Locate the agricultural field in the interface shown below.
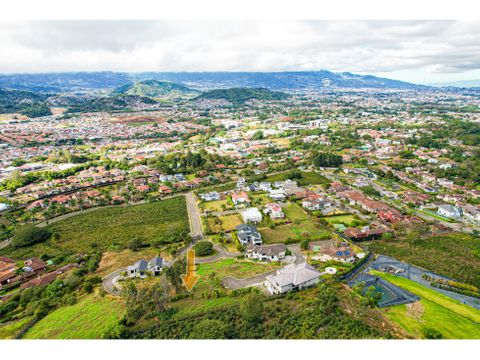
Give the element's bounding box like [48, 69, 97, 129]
[1, 197, 189, 259]
[259, 220, 331, 244]
[24, 293, 125, 339]
[368, 233, 480, 288]
[372, 271, 480, 339]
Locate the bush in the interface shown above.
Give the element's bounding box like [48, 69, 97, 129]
[422, 327, 443, 339]
[300, 239, 310, 251]
[11, 225, 52, 248]
[193, 241, 214, 257]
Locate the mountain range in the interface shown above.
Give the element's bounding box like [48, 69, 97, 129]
[112, 80, 200, 98]
[0, 70, 427, 92]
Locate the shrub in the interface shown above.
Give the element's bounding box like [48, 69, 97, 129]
[300, 239, 310, 251]
[11, 225, 52, 248]
[193, 241, 214, 257]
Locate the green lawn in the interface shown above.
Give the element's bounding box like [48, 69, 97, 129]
[372, 270, 480, 339]
[283, 202, 310, 222]
[259, 220, 331, 244]
[218, 214, 243, 232]
[24, 293, 125, 339]
[264, 171, 329, 186]
[2, 197, 189, 259]
[324, 214, 356, 226]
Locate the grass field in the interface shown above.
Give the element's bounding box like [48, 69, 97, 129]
[1, 197, 189, 259]
[202, 199, 229, 212]
[264, 171, 329, 186]
[324, 214, 356, 226]
[24, 293, 125, 339]
[282, 202, 310, 222]
[0, 317, 33, 339]
[218, 214, 243, 231]
[259, 220, 331, 244]
[372, 270, 480, 339]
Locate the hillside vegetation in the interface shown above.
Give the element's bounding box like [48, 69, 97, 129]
[113, 80, 199, 98]
[196, 87, 289, 104]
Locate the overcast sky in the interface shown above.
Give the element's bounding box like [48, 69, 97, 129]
[0, 20, 479, 84]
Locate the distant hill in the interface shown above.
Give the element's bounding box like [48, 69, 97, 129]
[431, 80, 480, 88]
[51, 94, 158, 113]
[113, 80, 199, 98]
[195, 87, 289, 104]
[0, 70, 427, 92]
[0, 88, 52, 117]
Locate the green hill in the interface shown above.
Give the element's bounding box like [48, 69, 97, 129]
[113, 80, 199, 98]
[195, 87, 289, 104]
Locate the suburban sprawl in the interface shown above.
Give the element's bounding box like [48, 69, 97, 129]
[0, 71, 479, 340]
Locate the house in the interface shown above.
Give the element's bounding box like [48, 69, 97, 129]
[311, 245, 356, 264]
[302, 197, 331, 211]
[264, 263, 322, 294]
[437, 204, 462, 219]
[0, 257, 17, 289]
[269, 189, 286, 201]
[20, 264, 78, 289]
[23, 257, 47, 275]
[246, 243, 286, 262]
[200, 191, 220, 202]
[241, 207, 263, 223]
[236, 224, 262, 246]
[461, 204, 480, 222]
[127, 256, 166, 278]
[231, 191, 250, 206]
[343, 227, 388, 241]
[263, 203, 284, 219]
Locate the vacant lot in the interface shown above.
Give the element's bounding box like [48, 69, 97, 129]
[264, 171, 329, 186]
[259, 220, 331, 244]
[373, 270, 480, 339]
[24, 293, 125, 339]
[95, 248, 168, 277]
[283, 202, 310, 222]
[369, 233, 480, 288]
[201, 199, 230, 212]
[324, 214, 356, 227]
[1, 197, 189, 259]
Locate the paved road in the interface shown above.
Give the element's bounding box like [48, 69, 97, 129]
[185, 191, 204, 240]
[102, 269, 125, 296]
[195, 245, 241, 264]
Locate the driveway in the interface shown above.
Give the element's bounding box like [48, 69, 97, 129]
[195, 245, 241, 264]
[222, 269, 278, 290]
[185, 191, 204, 240]
[102, 268, 125, 296]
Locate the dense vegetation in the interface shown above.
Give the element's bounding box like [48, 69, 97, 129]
[193, 241, 214, 257]
[312, 151, 343, 168]
[10, 225, 52, 248]
[196, 87, 289, 104]
[62, 94, 157, 113]
[1, 197, 190, 259]
[119, 284, 389, 339]
[369, 233, 480, 288]
[113, 80, 199, 98]
[0, 88, 52, 117]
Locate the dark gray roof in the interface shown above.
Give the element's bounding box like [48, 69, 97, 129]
[135, 259, 149, 271]
[149, 256, 164, 267]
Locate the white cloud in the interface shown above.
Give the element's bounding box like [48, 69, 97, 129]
[0, 20, 479, 83]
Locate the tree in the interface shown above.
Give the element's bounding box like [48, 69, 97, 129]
[189, 319, 229, 339]
[252, 130, 264, 140]
[300, 239, 310, 251]
[193, 241, 214, 256]
[240, 292, 264, 326]
[128, 237, 143, 251]
[11, 225, 51, 248]
[166, 257, 186, 289]
[312, 152, 342, 168]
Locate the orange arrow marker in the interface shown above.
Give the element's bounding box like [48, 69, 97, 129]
[182, 249, 199, 292]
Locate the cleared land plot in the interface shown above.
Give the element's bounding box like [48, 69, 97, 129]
[264, 171, 329, 186]
[259, 221, 331, 244]
[24, 293, 125, 339]
[1, 197, 189, 259]
[94, 248, 167, 277]
[324, 215, 356, 227]
[202, 199, 229, 212]
[282, 202, 310, 222]
[372, 270, 480, 339]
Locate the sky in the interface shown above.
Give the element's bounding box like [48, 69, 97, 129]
[0, 20, 480, 85]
